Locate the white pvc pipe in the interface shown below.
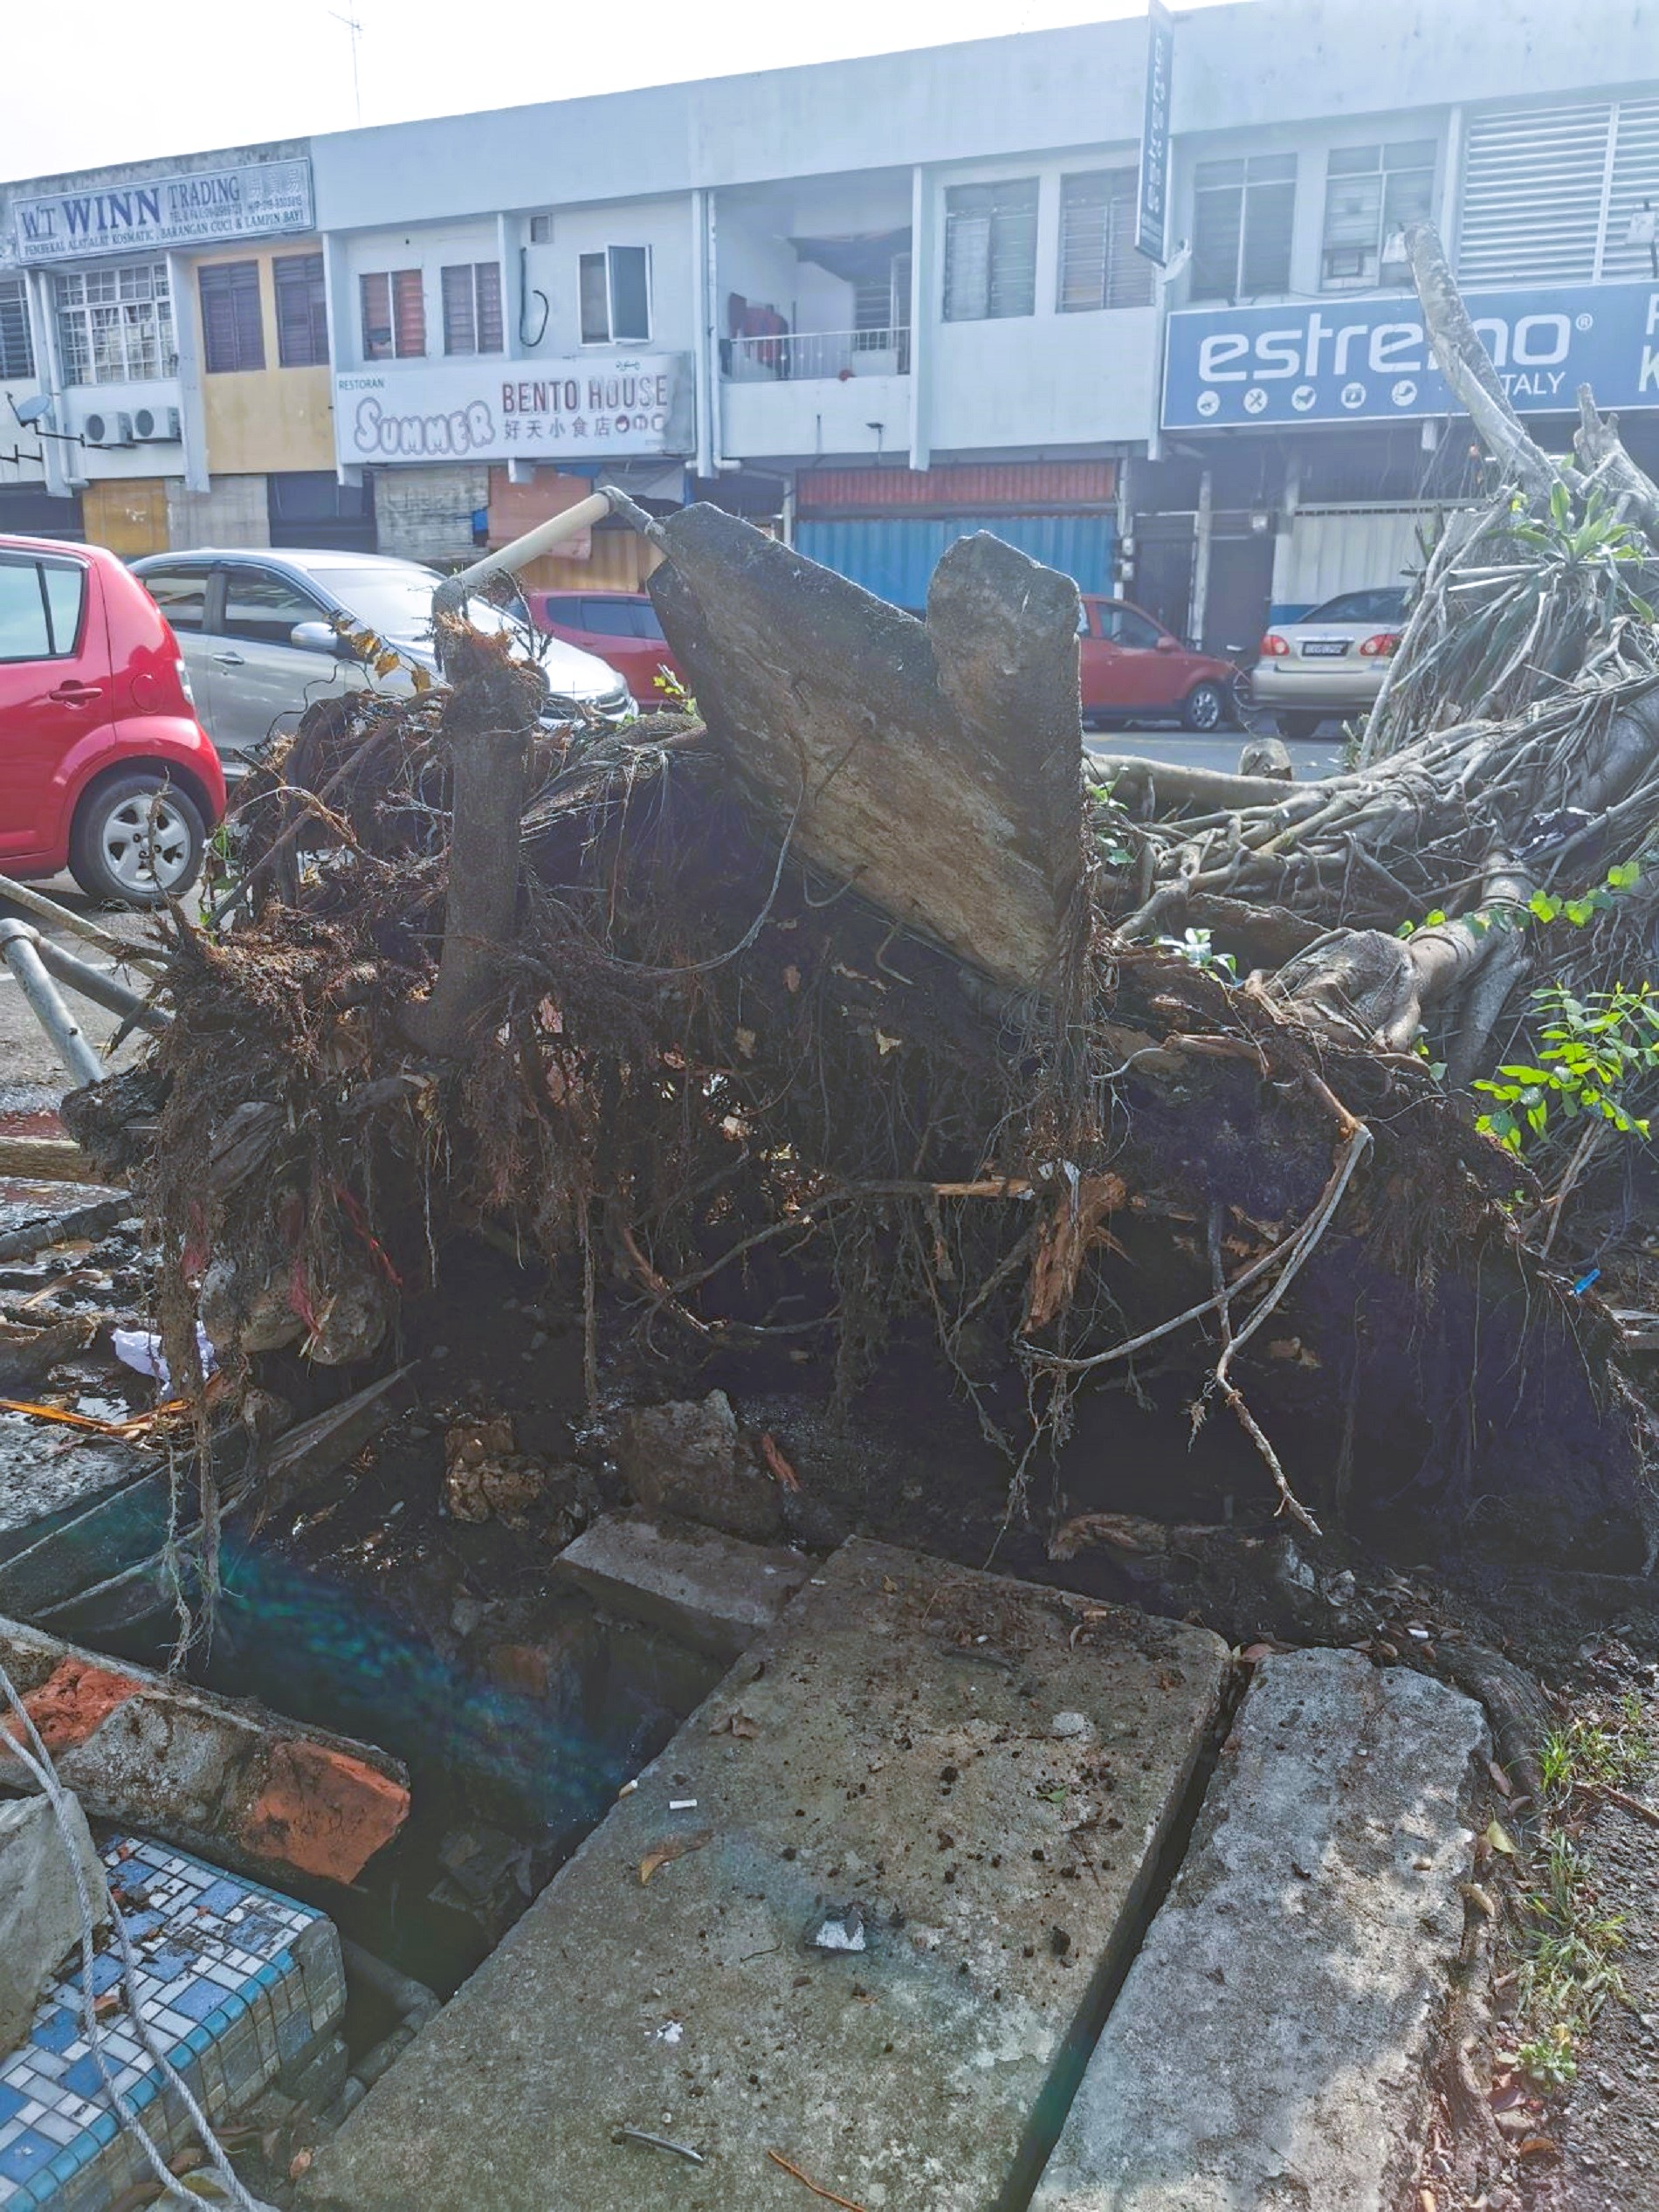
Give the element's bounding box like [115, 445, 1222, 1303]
[449, 492, 613, 590]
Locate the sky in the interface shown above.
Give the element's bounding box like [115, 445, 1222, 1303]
[3, 0, 1238, 181]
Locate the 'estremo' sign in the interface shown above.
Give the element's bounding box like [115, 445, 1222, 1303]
[1163, 282, 1659, 429]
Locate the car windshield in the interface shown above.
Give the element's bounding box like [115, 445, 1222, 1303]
[1304, 588, 1408, 625]
[307, 565, 521, 646]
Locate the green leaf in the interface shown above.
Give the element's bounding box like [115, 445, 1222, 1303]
[1606, 862, 1641, 891]
[1529, 892, 1563, 922]
[1550, 481, 1572, 527]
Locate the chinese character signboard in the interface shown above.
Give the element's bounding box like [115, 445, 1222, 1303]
[1136, 1, 1174, 265]
[13, 161, 313, 264]
[1163, 283, 1659, 429]
[334, 354, 694, 466]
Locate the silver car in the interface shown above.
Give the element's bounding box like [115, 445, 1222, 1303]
[1250, 586, 1409, 741]
[130, 548, 633, 768]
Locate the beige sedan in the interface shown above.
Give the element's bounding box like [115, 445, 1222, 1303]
[1250, 587, 1409, 740]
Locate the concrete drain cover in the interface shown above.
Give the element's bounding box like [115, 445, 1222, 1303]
[302, 1537, 1229, 2212]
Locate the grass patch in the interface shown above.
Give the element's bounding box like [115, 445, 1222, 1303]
[1538, 1693, 1650, 1799]
[1509, 1832, 1628, 2088]
[1507, 1692, 1651, 2090]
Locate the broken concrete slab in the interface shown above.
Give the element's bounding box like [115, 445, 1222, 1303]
[1031, 1646, 1487, 2212]
[610, 1389, 785, 1545]
[0, 1615, 410, 1887]
[554, 1513, 811, 1659]
[0, 1791, 107, 2054]
[299, 1538, 1229, 2212]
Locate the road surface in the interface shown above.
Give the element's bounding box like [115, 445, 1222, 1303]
[0, 875, 159, 1107]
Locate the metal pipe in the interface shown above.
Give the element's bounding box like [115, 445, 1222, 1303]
[33, 936, 170, 1030]
[0, 920, 104, 1087]
[0, 872, 167, 975]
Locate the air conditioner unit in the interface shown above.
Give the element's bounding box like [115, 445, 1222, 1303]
[131, 405, 181, 443]
[81, 410, 132, 446]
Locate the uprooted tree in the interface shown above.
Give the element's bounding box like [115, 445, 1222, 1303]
[68, 222, 1659, 1582]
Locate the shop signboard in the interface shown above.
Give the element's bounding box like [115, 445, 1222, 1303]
[1163, 282, 1659, 429]
[334, 354, 694, 465]
[13, 161, 313, 264]
[1136, 1, 1175, 264]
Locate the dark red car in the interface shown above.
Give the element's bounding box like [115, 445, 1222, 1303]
[525, 589, 683, 706]
[1078, 596, 1236, 732]
[0, 535, 225, 904]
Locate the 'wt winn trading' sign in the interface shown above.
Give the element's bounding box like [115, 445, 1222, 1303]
[334, 355, 694, 465]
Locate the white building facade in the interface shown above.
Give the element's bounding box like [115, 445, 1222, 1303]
[4, 0, 1659, 633]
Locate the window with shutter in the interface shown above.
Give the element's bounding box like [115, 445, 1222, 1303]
[943, 179, 1038, 320]
[1191, 155, 1296, 301]
[1058, 170, 1153, 312]
[361, 270, 424, 360]
[441, 265, 476, 354]
[1600, 97, 1659, 279]
[199, 262, 265, 374]
[273, 253, 327, 368]
[0, 280, 32, 379]
[1458, 103, 1611, 283]
[442, 263, 504, 355]
[1320, 142, 1436, 290]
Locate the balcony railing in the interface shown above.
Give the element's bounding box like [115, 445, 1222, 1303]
[723, 327, 910, 381]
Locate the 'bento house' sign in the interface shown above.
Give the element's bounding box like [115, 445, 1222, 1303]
[13, 161, 313, 264]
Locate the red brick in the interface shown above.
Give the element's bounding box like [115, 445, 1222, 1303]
[0, 1658, 142, 1761]
[239, 1739, 410, 1884]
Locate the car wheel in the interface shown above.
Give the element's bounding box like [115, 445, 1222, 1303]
[1274, 712, 1325, 741]
[1182, 680, 1227, 733]
[69, 772, 204, 907]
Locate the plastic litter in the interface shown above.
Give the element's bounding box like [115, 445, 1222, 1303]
[112, 1322, 217, 1395]
[813, 1905, 866, 1953]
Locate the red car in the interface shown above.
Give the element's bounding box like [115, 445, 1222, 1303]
[0, 535, 225, 905]
[1078, 596, 1236, 732]
[525, 589, 682, 706]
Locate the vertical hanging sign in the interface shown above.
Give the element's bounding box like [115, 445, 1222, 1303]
[1136, 0, 1175, 264]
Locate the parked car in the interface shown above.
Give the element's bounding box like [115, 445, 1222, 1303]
[0, 535, 226, 905]
[526, 589, 683, 705]
[1077, 596, 1236, 732]
[130, 549, 633, 768]
[1250, 587, 1410, 740]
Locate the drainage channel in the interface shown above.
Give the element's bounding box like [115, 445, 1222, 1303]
[67, 1526, 724, 2001]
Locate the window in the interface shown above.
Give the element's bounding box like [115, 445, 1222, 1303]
[529, 214, 553, 244]
[1305, 588, 1409, 624]
[0, 279, 32, 380]
[1320, 143, 1435, 290]
[273, 254, 329, 368]
[198, 261, 265, 374]
[578, 247, 651, 344]
[219, 565, 327, 646]
[1058, 169, 1154, 312]
[0, 554, 84, 662]
[1190, 154, 1297, 301]
[1097, 603, 1163, 649]
[1459, 97, 1659, 284]
[54, 262, 174, 384]
[140, 563, 212, 634]
[943, 179, 1039, 320]
[441, 263, 504, 355]
[360, 270, 424, 361]
[579, 597, 664, 639]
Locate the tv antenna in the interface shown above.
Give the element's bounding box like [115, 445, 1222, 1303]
[329, 9, 365, 124]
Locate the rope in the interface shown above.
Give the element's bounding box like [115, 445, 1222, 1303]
[0, 1657, 277, 2212]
